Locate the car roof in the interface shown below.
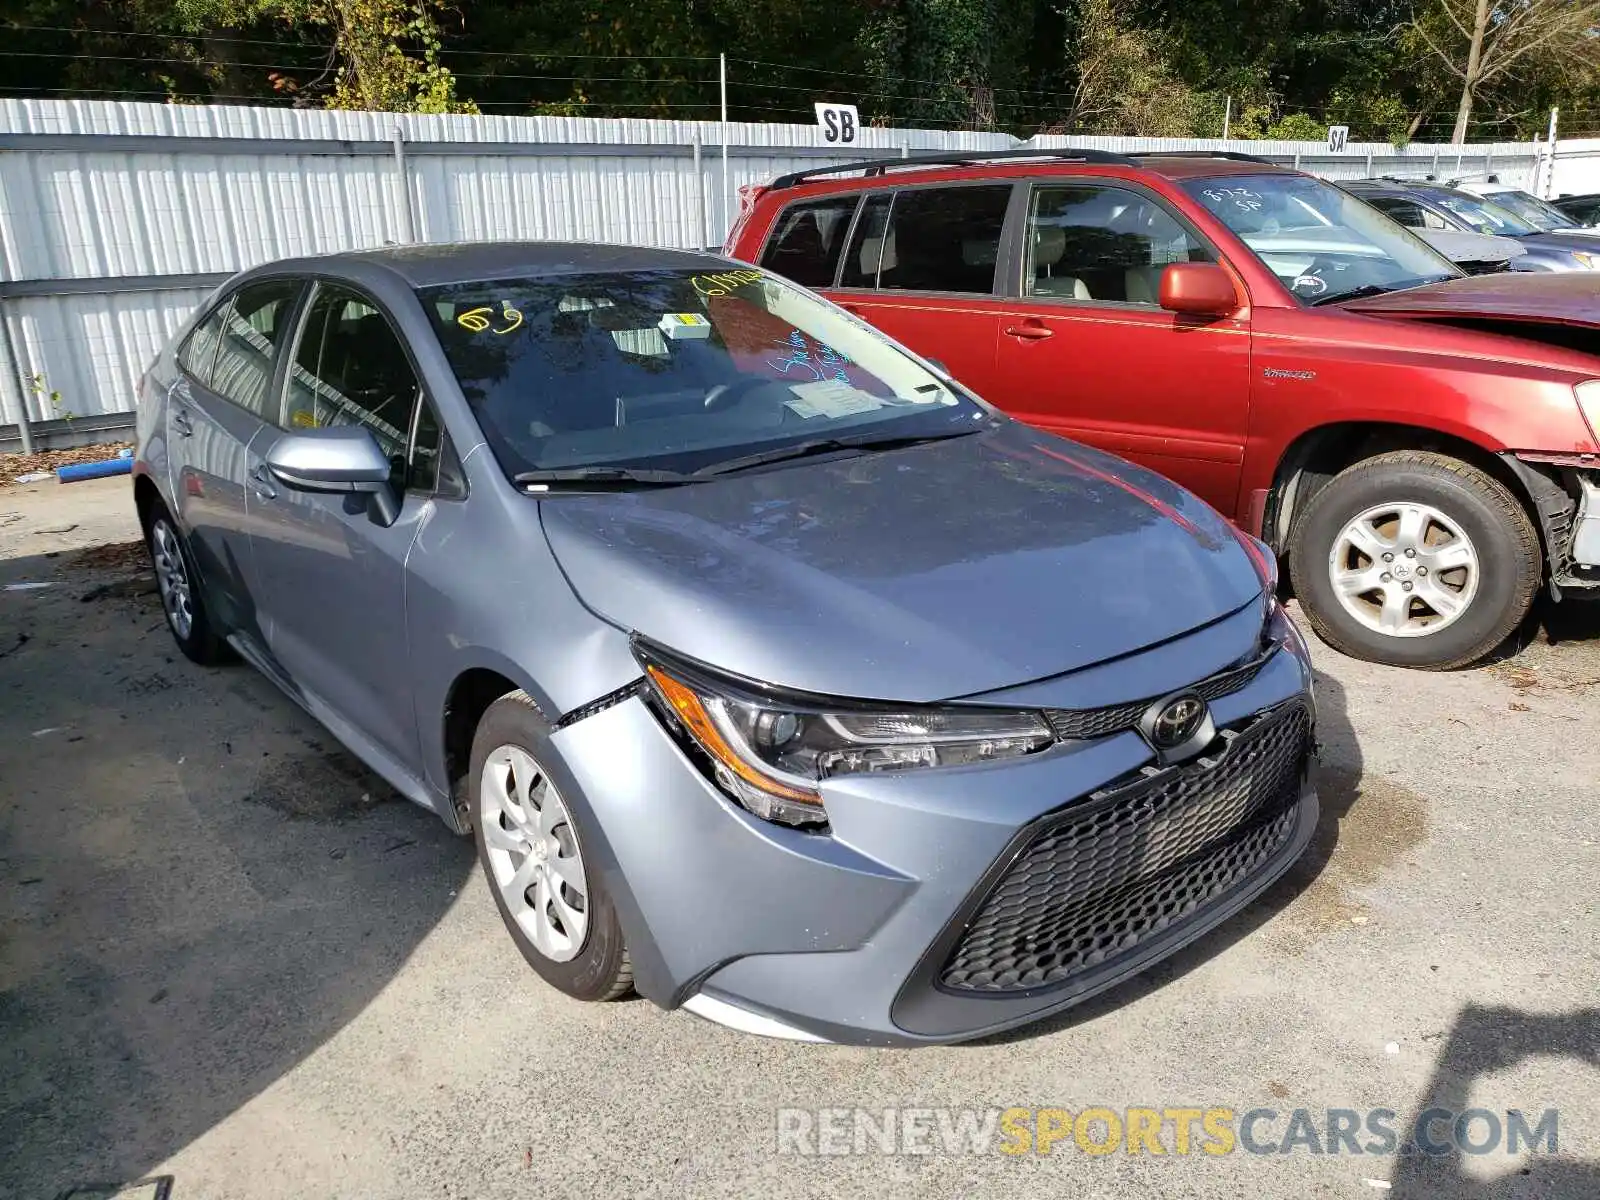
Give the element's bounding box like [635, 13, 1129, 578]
[267, 241, 741, 289]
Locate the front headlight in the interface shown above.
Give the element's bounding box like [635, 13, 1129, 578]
[1577, 381, 1600, 444]
[1573, 251, 1597, 270]
[637, 645, 1054, 826]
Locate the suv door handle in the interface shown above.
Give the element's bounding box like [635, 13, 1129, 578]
[249, 464, 277, 501]
[1004, 322, 1054, 341]
[171, 407, 195, 437]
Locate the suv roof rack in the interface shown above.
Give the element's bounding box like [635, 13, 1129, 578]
[768, 147, 1138, 189]
[1134, 150, 1277, 166]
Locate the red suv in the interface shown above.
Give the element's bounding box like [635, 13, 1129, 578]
[726, 149, 1600, 669]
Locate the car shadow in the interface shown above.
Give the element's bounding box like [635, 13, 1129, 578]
[968, 659, 1366, 1047]
[1388, 1004, 1600, 1197]
[0, 545, 476, 1195]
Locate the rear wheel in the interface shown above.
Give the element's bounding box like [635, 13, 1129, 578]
[145, 502, 228, 665]
[1289, 451, 1540, 669]
[469, 692, 632, 1001]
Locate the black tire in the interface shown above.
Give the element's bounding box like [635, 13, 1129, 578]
[1289, 451, 1540, 670]
[469, 691, 633, 1002]
[143, 500, 229, 666]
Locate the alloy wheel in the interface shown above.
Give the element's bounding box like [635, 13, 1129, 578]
[1326, 501, 1479, 638]
[151, 518, 195, 641]
[479, 745, 590, 962]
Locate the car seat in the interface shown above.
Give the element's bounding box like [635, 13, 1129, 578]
[1029, 225, 1091, 299]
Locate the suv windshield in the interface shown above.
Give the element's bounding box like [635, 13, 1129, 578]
[1182, 174, 1459, 304]
[1432, 190, 1539, 236]
[421, 268, 984, 480]
[1474, 188, 1579, 231]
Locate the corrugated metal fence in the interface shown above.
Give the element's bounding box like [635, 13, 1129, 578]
[1, 98, 1595, 448]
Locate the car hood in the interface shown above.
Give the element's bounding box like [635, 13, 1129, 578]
[1413, 227, 1525, 264]
[538, 423, 1263, 703]
[1341, 272, 1600, 328]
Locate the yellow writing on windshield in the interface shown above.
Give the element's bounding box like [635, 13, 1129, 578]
[690, 269, 764, 298]
[457, 302, 524, 334]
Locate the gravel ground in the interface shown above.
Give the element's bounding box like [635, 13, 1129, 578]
[1, 476, 1596, 1200]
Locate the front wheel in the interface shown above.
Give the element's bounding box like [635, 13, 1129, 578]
[1289, 451, 1541, 669]
[469, 691, 633, 1002]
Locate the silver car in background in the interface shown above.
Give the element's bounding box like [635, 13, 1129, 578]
[132, 243, 1317, 1044]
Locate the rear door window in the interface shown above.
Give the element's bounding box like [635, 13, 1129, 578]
[209, 280, 302, 419]
[839, 193, 894, 289]
[177, 300, 230, 388]
[759, 197, 861, 287]
[867, 186, 1012, 295]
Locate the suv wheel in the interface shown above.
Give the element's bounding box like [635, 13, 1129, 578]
[469, 691, 633, 1001]
[145, 502, 228, 665]
[1289, 451, 1540, 669]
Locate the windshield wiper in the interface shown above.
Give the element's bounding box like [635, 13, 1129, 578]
[1310, 283, 1394, 306]
[693, 428, 981, 478]
[514, 465, 695, 490]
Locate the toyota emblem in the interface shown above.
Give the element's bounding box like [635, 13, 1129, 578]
[1140, 692, 1211, 762]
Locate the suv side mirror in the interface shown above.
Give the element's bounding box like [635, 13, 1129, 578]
[1159, 263, 1240, 317]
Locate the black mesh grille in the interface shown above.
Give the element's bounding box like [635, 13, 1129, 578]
[941, 703, 1311, 994]
[1044, 650, 1272, 742]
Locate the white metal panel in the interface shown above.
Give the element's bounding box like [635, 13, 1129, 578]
[1, 288, 211, 422]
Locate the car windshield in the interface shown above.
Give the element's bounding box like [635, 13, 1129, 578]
[1477, 188, 1579, 231]
[1182, 174, 1459, 304]
[1432, 191, 1539, 236]
[420, 267, 985, 480]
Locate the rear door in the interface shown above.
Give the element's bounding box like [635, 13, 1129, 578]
[246, 281, 455, 771]
[987, 181, 1252, 514]
[761, 184, 1014, 394]
[167, 278, 304, 640]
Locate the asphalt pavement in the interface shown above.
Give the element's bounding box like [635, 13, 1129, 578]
[2, 475, 1596, 1199]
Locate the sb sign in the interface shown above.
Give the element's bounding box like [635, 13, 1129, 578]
[1327, 125, 1350, 152]
[814, 102, 860, 145]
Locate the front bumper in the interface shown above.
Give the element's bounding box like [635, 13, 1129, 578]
[548, 619, 1317, 1046]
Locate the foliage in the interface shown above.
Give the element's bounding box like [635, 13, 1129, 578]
[5, 0, 1596, 140]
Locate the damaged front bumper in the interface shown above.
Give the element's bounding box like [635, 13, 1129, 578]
[1505, 453, 1600, 594]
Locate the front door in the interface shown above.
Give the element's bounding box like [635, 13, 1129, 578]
[246, 282, 433, 770]
[167, 279, 303, 638]
[820, 185, 1016, 394]
[989, 182, 1253, 516]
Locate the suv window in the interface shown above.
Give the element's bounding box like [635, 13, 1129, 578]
[860, 186, 1011, 295]
[1027, 185, 1212, 305]
[759, 197, 860, 287]
[840, 193, 893, 289]
[1368, 197, 1448, 231]
[208, 280, 301, 416]
[177, 300, 229, 387]
[286, 285, 418, 463]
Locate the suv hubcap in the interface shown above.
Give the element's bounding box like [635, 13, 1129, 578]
[480, 745, 589, 962]
[1327, 501, 1479, 638]
[151, 519, 194, 640]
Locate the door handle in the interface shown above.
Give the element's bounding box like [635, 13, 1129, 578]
[1004, 322, 1054, 341]
[249, 464, 277, 501]
[171, 407, 195, 437]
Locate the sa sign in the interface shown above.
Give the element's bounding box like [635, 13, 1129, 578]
[815, 102, 859, 145]
[1327, 125, 1350, 152]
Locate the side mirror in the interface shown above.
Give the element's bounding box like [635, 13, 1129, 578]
[1159, 263, 1240, 318]
[265, 426, 393, 493]
[264, 425, 400, 523]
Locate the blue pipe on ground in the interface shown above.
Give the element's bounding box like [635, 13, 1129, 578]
[57, 452, 134, 483]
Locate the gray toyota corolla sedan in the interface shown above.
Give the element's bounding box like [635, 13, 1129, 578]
[131, 242, 1318, 1045]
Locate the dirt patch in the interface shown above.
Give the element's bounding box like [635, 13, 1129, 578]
[1268, 764, 1429, 953]
[244, 747, 398, 823]
[0, 444, 134, 486]
[68, 539, 148, 573]
[1489, 660, 1600, 696]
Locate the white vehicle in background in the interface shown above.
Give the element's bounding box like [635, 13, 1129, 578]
[1454, 179, 1600, 238]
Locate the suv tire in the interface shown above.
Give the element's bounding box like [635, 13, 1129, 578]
[470, 691, 633, 1002]
[1289, 451, 1540, 669]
